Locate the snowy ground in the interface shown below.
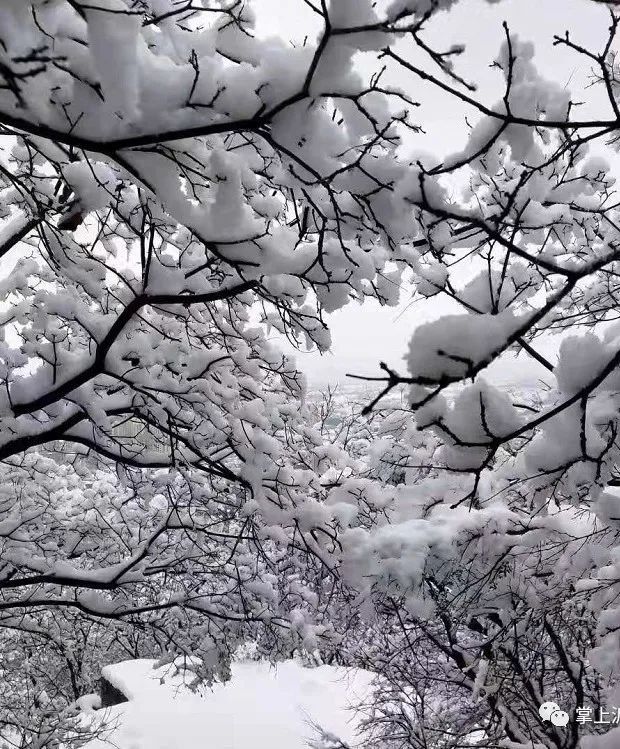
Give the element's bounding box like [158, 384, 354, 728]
[83, 659, 373, 749]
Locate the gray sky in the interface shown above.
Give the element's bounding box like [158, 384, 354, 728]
[255, 0, 611, 386]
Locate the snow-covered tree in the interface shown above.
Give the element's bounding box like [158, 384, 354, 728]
[0, 446, 352, 747]
[7, 1, 620, 747]
[0, 0, 423, 742]
[322, 2, 620, 747]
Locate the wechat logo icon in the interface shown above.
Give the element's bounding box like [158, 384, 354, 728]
[539, 701, 570, 727]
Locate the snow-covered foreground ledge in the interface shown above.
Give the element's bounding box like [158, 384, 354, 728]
[81, 659, 373, 749]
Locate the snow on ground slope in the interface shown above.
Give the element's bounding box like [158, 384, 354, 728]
[84, 659, 373, 749]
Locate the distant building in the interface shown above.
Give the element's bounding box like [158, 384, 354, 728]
[109, 418, 170, 456]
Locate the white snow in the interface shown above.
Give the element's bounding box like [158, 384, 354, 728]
[406, 311, 520, 382]
[62, 160, 118, 213]
[85, 658, 373, 749]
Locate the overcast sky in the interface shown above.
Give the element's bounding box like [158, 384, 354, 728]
[254, 0, 613, 386]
